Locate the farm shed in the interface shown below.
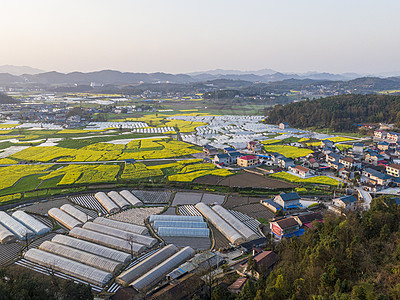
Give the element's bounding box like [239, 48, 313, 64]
[195, 203, 245, 245]
[24, 248, 113, 287]
[116, 244, 179, 286]
[52, 234, 131, 264]
[82, 222, 157, 248]
[212, 205, 258, 241]
[131, 246, 195, 291]
[153, 221, 207, 230]
[0, 211, 34, 240]
[158, 227, 209, 238]
[60, 204, 93, 223]
[149, 215, 203, 223]
[119, 190, 143, 206]
[11, 211, 50, 236]
[69, 227, 146, 255]
[48, 208, 82, 230]
[0, 223, 16, 244]
[93, 217, 148, 235]
[39, 241, 123, 273]
[94, 192, 120, 214]
[107, 191, 131, 209]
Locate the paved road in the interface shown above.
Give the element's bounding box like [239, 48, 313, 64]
[356, 187, 372, 209]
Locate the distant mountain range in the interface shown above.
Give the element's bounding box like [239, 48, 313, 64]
[0, 65, 399, 86]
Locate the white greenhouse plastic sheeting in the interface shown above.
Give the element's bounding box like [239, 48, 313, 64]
[83, 222, 157, 248]
[69, 227, 146, 255]
[195, 203, 245, 245]
[93, 217, 148, 235]
[0, 211, 34, 240]
[149, 215, 203, 223]
[48, 208, 82, 230]
[153, 221, 207, 230]
[11, 211, 50, 236]
[94, 192, 120, 214]
[212, 205, 258, 241]
[0, 223, 16, 244]
[24, 248, 113, 287]
[107, 191, 130, 209]
[131, 246, 195, 291]
[39, 241, 123, 274]
[119, 190, 142, 206]
[116, 244, 179, 286]
[60, 204, 93, 223]
[157, 227, 209, 237]
[52, 234, 131, 264]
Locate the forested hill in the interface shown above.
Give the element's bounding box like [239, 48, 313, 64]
[265, 94, 400, 131]
[0, 93, 18, 104]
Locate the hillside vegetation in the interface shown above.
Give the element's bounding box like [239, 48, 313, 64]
[266, 94, 400, 131]
[0, 93, 18, 104]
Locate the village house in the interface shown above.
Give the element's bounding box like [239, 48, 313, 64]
[321, 139, 334, 148]
[339, 157, 360, 169]
[223, 147, 236, 153]
[277, 156, 295, 169]
[374, 130, 387, 139]
[387, 132, 400, 143]
[293, 211, 323, 227]
[228, 278, 248, 294]
[362, 167, 392, 186]
[274, 192, 301, 209]
[352, 143, 364, 154]
[247, 141, 262, 152]
[386, 163, 400, 178]
[260, 198, 283, 213]
[377, 141, 390, 151]
[237, 155, 258, 167]
[203, 144, 219, 156]
[270, 217, 303, 239]
[240, 251, 279, 279]
[270, 152, 285, 165]
[326, 152, 342, 163]
[306, 157, 320, 169]
[213, 153, 230, 165]
[332, 195, 358, 210]
[328, 159, 343, 170]
[279, 122, 289, 130]
[289, 165, 312, 178]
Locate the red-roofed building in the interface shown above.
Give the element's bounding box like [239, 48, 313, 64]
[237, 155, 259, 167]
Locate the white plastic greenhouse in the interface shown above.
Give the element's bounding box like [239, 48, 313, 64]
[107, 191, 130, 209]
[48, 208, 82, 230]
[60, 204, 92, 223]
[93, 217, 148, 235]
[82, 222, 157, 248]
[11, 211, 50, 236]
[119, 190, 142, 206]
[131, 246, 195, 291]
[0, 223, 16, 244]
[195, 203, 245, 245]
[0, 211, 34, 240]
[152, 221, 208, 230]
[149, 215, 204, 223]
[24, 248, 113, 287]
[116, 244, 179, 286]
[94, 192, 120, 214]
[212, 205, 258, 241]
[69, 227, 146, 255]
[39, 241, 123, 273]
[157, 227, 209, 237]
[51, 234, 131, 263]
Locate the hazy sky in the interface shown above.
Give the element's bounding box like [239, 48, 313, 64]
[1, 0, 399, 74]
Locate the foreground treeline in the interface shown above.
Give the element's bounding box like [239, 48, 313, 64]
[266, 94, 400, 131]
[0, 267, 93, 300]
[213, 196, 400, 300]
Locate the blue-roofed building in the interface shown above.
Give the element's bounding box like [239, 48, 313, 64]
[333, 195, 358, 210]
[353, 143, 364, 154]
[224, 147, 236, 153]
[321, 139, 334, 148]
[261, 199, 284, 213]
[362, 167, 392, 186]
[377, 141, 390, 151]
[213, 153, 230, 165]
[274, 192, 301, 209]
[279, 122, 289, 130]
[277, 157, 295, 169]
[270, 217, 303, 239]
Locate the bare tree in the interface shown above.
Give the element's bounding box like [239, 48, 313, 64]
[126, 233, 135, 258]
